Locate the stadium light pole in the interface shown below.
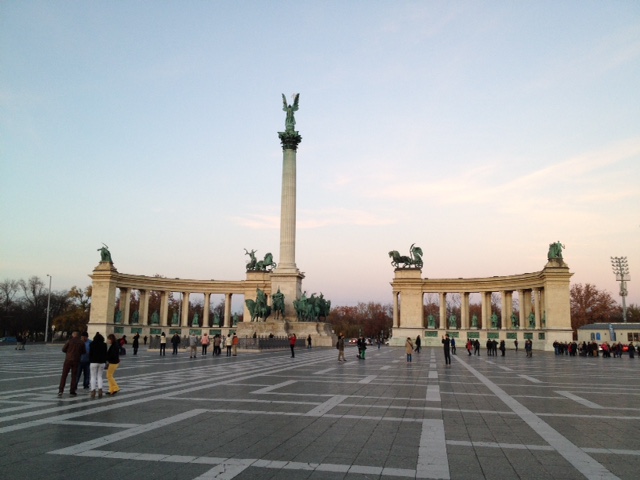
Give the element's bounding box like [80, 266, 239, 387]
[610, 257, 630, 323]
[45, 274, 52, 342]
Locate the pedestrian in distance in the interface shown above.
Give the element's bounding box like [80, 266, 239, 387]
[132, 333, 140, 355]
[119, 335, 127, 355]
[499, 340, 506, 357]
[143, 335, 148, 346]
[225, 334, 232, 356]
[213, 334, 221, 356]
[58, 331, 86, 397]
[189, 333, 198, 358]
[201, 333, 210, 356]
[171, 333, 180, 355]
[415, 335, 421, 353]
[159, 332, 166, 356]
[405, 337, 414, 363]
[337, 333, 346, 362]
[466, 339, 473, 356]
[89, 332, 107, 399]
[451, 337, 456, 355]
[514, 339, 518, 352]
[442, 334, 451, 366]
[106, 334, 121, 396]
[307, 334, 312, 349]
[232, 333, 239, 356]
[75, 332, 91, 391]
[289, 333, 297, 358]
[474, 339, 480, 355]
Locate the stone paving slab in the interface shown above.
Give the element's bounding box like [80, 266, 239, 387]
[1, 344, 639, 479]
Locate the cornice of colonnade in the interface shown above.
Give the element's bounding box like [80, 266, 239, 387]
[89, 265, 269, 294]
[391, 264, 572, 294]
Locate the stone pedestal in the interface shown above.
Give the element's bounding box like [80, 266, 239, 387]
[88, 262, 118, 338]
[236, 320, 336, 347]
[270, 269, 304, 322]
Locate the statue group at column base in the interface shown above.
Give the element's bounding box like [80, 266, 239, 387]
[235, 320, 336, 347]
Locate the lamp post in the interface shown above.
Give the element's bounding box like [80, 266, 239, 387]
[45, 274, 52, 343]
[611, 257, 630, 323]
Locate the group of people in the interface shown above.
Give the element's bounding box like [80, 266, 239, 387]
[157, 332, 239, 357]
[58, 330, 121, 398]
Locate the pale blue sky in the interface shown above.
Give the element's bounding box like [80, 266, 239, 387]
[1, 1, 639, 307]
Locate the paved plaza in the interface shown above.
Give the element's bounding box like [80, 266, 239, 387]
[0, 344, 639, 479]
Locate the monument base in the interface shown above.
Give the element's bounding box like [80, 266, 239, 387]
[236, 320, 337, 347]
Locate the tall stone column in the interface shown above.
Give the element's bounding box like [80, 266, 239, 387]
[271, 128, 304, 321]
[393, 292, 399, 328]
[461, 292, 469, 330]
[517, 289, 525, 328]
[181, 292, 190, 327]
[122, 288, 131, 325]
[482, 292, 492, 330]
[533, 288, 541, 330]
[160, 291, 169, 327]
[140, 290, 149, 326]
[203, 293, 210, 328]
[224, 293, 232, 328]
[439, 292, 446, 329]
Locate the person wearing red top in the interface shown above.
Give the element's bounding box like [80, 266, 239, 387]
[289, 334, 297, 358]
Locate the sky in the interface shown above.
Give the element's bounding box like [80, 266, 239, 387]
[1, 1, 639, 309]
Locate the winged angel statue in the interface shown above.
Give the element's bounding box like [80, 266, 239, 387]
[282, 93, 299, 132]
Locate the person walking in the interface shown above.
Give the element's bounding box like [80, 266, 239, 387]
[514, 339, 519, 352]
[213, 334, 221, 356]
[442, 334, 451, 366]
[499, 340, 506, 357]
[337, 333, 346, 362]
[451, 337, 456, 355]
[307, 334, 312, 349]
[89, 332, 107, 399]
[171, 333, 180, 355]
[201, 333, 210, 356]
[143, 335, 148, 346]
[225, 334, 231, 356]
[405, 337, 414, 363]
[159, 332, 166, 356]
[415, 335, 421, 353]
[466, 339, 473, 356]
[106, 334, 121, 396]
[289, 334, 297, 358]
[58, 331, 86, 397]
[132, 333, 140, 355]
[231, 333, 239, 356]
[189, 333, 198, 358]
[474, 339, 480, 355]
[75, 332, 91, 391]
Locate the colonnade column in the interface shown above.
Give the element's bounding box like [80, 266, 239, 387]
[224, 293, 232, 328]
[482, 292, 491, 329]
[203, 294, 210, 328]
[439, 292, 446, 329]
[181, 292, 190, 327]
[393, 292, 399, 328]
[533, 288, 541, 330]
[539, 289, 546, 328]
[160, 291, 169, 327]
[140, 290, 149, 326]
[500, 291, 508, 330]
[517, 290, 525, 328]
[461, 292, 469, 330]
[122, 288, 131, 325]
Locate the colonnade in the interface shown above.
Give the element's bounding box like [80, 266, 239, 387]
[115, 288, 235, 329]
[389, 259, 573, 351]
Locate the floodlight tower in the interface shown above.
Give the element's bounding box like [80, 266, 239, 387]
[611, 257, 630, 323]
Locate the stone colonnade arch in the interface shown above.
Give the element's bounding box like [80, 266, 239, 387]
[390, 258, 573, 351]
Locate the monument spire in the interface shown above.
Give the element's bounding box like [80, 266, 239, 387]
[272, 94, 304, 321]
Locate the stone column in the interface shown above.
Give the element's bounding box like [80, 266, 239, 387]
[203, 293, 210, 328]
[461, 292, 469, 330]
[540, 289, 546, 328]
[160, 291, 169, 327]
[122, 288, 131, 325]
[533, 288, 541, 330]
[140, 290, 149, 326]
[393, 292, 399, 328]
[517, 289, 525, 328]
[181, 292, 190, 327]
[482, 292, 491, 329]
[87, 262, 118, 338]
[439, 292, 446, 330]
[500, 291, 507, 330]
[224, 293, 232, 328]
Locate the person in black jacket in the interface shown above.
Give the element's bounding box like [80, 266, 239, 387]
[106, 334, 121, 396]
[89, 332, 108, 399]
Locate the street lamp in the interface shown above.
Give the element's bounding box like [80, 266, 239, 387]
[611, 257, 630, 323]
[45, 274, 52, 343]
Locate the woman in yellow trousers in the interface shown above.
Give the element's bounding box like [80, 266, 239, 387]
[106, 334, 121, 396]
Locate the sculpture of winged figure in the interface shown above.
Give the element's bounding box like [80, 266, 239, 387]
[282, 93, 299, 132]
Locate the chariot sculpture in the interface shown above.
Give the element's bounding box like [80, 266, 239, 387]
[389, 243, 423, 269]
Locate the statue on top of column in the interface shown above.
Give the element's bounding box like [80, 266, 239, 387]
[97, 243, 113, 263]
[389, 243, 423, 269]
[282, 93, 299, 132]
[547, 241, 565, 261]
